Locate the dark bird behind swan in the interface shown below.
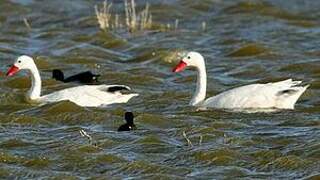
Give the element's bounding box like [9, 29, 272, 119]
[52, 69, 100, 84]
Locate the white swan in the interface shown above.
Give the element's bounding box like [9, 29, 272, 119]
[6, 55, 138, 107]
[172, 51, 309, 110]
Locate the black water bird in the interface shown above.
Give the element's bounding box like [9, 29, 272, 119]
[118, 112, 136, 131]
[52, 69, 100, 84]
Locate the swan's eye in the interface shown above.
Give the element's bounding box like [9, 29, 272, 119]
[18, 60, 21, 63]
[187, 56, 190, 59]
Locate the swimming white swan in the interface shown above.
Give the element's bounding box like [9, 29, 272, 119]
[6, 55, 138, 107]
[172, 51, 308, 109]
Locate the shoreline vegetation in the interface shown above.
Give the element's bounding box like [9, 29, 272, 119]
[95, 0, 207, 32]
[95, 0, 153, 32]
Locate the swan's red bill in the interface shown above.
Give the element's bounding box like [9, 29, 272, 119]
[6, 65, 20, 76]
[172, 61, 187, 72]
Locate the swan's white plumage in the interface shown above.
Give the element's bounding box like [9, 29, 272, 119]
[40, 85, 139, 107]
[173, 52, 308, 110]
[7, 55, 138, 107]
[203, 79, 309, 109]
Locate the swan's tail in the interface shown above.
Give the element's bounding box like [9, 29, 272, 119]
[120, 93, 139, 104]
[274, 79, 309, 109]
[127, 93, 139, 98]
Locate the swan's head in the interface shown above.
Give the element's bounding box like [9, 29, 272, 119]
[172, 51, 205, 72]
[6, 55, 36, 76]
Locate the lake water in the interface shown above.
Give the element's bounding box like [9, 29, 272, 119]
[0, 0, 319, 179]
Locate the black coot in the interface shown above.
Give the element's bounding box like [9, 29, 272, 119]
[52, 69, 100, 84]
[118, 112, 136, 131]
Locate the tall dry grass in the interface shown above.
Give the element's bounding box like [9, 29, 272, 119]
[138, 3, 152, 30]
[95, 0, 153, 32]
[95, 0, 207, 33]
[95, 0, 113, 30]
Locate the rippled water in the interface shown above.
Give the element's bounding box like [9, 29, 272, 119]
[0, 0, 320, 179]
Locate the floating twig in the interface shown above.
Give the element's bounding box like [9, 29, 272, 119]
[175, 19, 179, 31]
[202, 21, 206, 32]
[80, 129, 97, 146]
[23, 18, 31, 30]
[223, 133, 231, 144]
[199, 135, 203, 146]
[182, 131, 193, 147]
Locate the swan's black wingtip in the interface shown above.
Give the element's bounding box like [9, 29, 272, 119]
[107, 85, 131, 93]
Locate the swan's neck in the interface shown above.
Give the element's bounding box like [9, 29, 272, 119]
[27, 66, 41, 100]
[190, 64, 207, 106]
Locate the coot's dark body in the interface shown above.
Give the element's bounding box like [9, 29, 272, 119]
[52, 69, 100, 84]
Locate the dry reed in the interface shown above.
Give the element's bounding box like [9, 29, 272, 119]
[95, 0, 153, 32]
[183, 131, 193, 147]
[23, 17, 31, 30]
[95, 0, 207, 33]
[80, 129, 97, 146]
[139, 3, 152, 30]
[95, 0, 113, 30]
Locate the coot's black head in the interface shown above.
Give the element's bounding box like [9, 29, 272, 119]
[52, 69, 64, 81]
[125, 112, 134, 124]
[118, 112, 136, 131]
